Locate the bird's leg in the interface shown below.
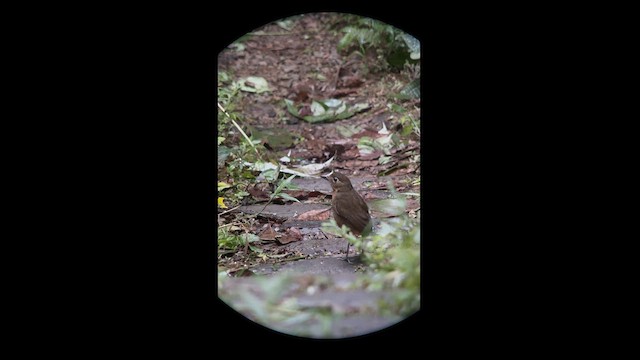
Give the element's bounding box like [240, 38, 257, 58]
[345, 241, 351, 263]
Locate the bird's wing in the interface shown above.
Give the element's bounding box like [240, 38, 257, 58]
[334, 193, 371, 231]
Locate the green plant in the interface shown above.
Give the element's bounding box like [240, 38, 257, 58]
[269, 173, 300, 203]
[367, 186, 420, 315]
[386, 102, 421, 141]
[217, 73, 265, 208]
[218, 227, 261, 253]
[323, 182, 421, 316]
[218, 272, 335, 338]
[337, 16, 419, 71]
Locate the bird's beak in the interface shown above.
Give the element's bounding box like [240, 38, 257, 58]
[321, 170, 333, 181]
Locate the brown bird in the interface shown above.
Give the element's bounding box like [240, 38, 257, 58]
[323, 170, 372, 262]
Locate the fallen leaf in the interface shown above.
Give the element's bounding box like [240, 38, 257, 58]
[237, 76, 270, 93]
[296, 208, 331, 221]
[218, 182, 232, 191]
[218, 197, 228, 209]
[378, 121, 390, 135]
[288, 227, 302, 238]
[282, 190, 324, 201]
[248, 186, 270, 201]
[340, 76, 364, 88]
[331, 88, 358, 98]
[277, 227, 303, 244]
[359, 151, 383, 161]
[291, 154, 335, 174]
[228, 268, 255, 277]
[259, 223, 277, 241]
[244, 161, 322, 178]
[406, 198, 421, 211]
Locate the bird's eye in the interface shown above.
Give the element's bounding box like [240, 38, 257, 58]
[333, 177, 339, 182]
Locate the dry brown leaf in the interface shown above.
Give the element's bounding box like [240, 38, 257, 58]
[331, 88, 358, 98]
[277, 227, 303, 244]
[282, 190, 324, 201]
[359, 151, 383, 161]
[296, 208, 331, 221]
[352, 129, 379, 139]
[406, 198, 421, 211]
[342, 159, 378, 169]
[259, 223, 277, 241]
[249, 186, 270, 201]
[340, 76, 364, 88]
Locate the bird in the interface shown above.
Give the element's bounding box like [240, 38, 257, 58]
[323, 170, 372, 262]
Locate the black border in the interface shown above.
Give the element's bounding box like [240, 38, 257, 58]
[68, 2, 571, 350]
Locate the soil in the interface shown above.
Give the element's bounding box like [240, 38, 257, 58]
[217, 13, 420, 339]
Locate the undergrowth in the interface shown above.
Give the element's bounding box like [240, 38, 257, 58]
[337, 15, 420, 72]
[322, 183, 420, 317]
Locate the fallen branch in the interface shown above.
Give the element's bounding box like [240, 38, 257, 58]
[278, 255, 307, 262]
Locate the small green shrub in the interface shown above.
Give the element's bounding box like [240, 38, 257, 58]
[337, 16, 420, 71]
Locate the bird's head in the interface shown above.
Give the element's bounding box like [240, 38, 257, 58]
[322, 170, 354, 192]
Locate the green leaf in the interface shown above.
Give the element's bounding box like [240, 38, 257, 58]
[400, 78, 420, 99]
[241, 233, 260, 243]
[323, 99, 343, 107]
[276, 20, 294, 31]
[336, 124, 362, 137]
[378, 155, 392, 165]
[357, 136, 376, 155]
[310, 101, 327, 116]
[259, 168, 278, 182]
[218, 71, 229, 84]
[351, 103, 370, 112]
[273, 164, 281, 183]
[334, 102, 347, 115]
[218, 182, 232, 191]
[401, 33, 420, 54]
[278, 193, 300, 203]
[303, 112, 335, 123]
[234, 190, 250, 200]
[274, 174, 297, 194]
[388, 103, 406, 113]
[284, 99, 300, 117]
[237, 76, 270, 93]
[218, 146, 231, 167]
[286, 98, 370, 123]
[229, 42, 245, 52]
[374, 134, 395, 154]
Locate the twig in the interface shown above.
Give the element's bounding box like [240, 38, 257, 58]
[279, 255, 306, 262]
[217, 102, 263, 161]
[219, 204, 242, 216]
[393, 145, 419, 155]
[248, 32, 301, 36]
[256, 213, 287, 223]
[256, 196, 275, 218]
